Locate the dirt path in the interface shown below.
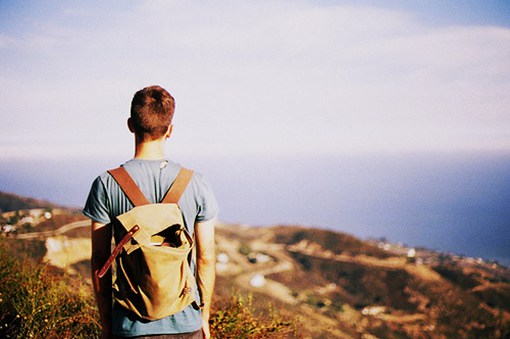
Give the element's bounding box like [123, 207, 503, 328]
[236, 243, 298, 304]
[288, 242, 444, 282]
[15, 220, 90, 239]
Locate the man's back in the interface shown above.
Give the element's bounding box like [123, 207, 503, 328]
[84, 158, 219, 337]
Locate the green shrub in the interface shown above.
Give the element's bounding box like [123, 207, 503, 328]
[0, 240, 100, 338]
[210, 293, 295, 338]
[239, 243, 252, 256]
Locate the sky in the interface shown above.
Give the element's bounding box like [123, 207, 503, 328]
[1, 0, 510, 159]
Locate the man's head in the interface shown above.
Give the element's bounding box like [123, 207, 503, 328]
[129, 85, 175, 141]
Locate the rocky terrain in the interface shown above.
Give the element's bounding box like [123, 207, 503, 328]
[1, 194, 509, 338]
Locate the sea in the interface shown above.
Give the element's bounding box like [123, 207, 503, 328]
[1, 151, 509, 266]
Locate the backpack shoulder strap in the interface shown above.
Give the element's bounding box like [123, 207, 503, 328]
[162, 167, 194, 204]
[108, 167, 150, 206]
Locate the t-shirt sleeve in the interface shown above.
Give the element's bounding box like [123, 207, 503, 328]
[194, 173, 220, 222]
[83, 176, 111, 224]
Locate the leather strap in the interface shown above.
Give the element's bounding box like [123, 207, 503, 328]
[109, 166, 193, 206]
[97, 225, 140, 278]
[108, 167, 150, 206]
[162, 168, 194, 204]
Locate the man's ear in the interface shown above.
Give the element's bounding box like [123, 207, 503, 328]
[165, 124, 173, 139]
[127, 117, 135, 133]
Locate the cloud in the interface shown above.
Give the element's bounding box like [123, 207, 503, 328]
[0, 1, 509, 157]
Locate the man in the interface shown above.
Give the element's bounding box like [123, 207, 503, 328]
[84, 85, 219, 339]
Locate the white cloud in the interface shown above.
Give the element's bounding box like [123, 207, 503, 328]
[0, 1, 509, 157]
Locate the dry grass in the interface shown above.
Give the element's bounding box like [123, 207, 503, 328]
[0, 239, 100, 338]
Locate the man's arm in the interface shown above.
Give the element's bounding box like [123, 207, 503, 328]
[195, 218, 216, 339]
[91, 221, 113, 338]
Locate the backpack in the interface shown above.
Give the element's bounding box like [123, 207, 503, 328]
[95, 166, 201, 321]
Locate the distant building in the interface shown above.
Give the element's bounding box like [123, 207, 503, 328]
[217, 252, 229, 264]
[1, 224, 16, 233]
[407, 248, 416, 263]
[248, 252, 272, 264]
[20, 216, 34, 224]
[216, 252, 230, 273]
[362, 306, 387, 316]
[250, 274, 266, 288]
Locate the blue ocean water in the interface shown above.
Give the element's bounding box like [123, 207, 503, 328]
[1, 152, 509, 266]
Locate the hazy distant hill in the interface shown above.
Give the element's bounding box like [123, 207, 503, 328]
[0, 191, 61, 213]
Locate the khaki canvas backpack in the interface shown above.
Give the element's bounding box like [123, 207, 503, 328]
[96, 166, 201, 321]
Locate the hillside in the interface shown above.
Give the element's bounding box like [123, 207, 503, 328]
[213, 223, 510, 338]
[0, 191, 62, 213]
[1, 194, 509, 338]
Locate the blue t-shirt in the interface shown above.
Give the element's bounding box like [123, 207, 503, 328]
[83, 158, 219, 336]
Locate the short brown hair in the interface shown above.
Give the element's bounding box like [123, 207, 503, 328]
[130, 85, 175, 141]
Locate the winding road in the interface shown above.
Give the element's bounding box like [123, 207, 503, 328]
[15, 220, 90, 239]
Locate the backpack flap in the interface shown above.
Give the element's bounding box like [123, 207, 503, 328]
[116, 203, 192, 255]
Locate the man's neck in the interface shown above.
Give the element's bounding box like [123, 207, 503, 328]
[133, 138, 166, 160]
